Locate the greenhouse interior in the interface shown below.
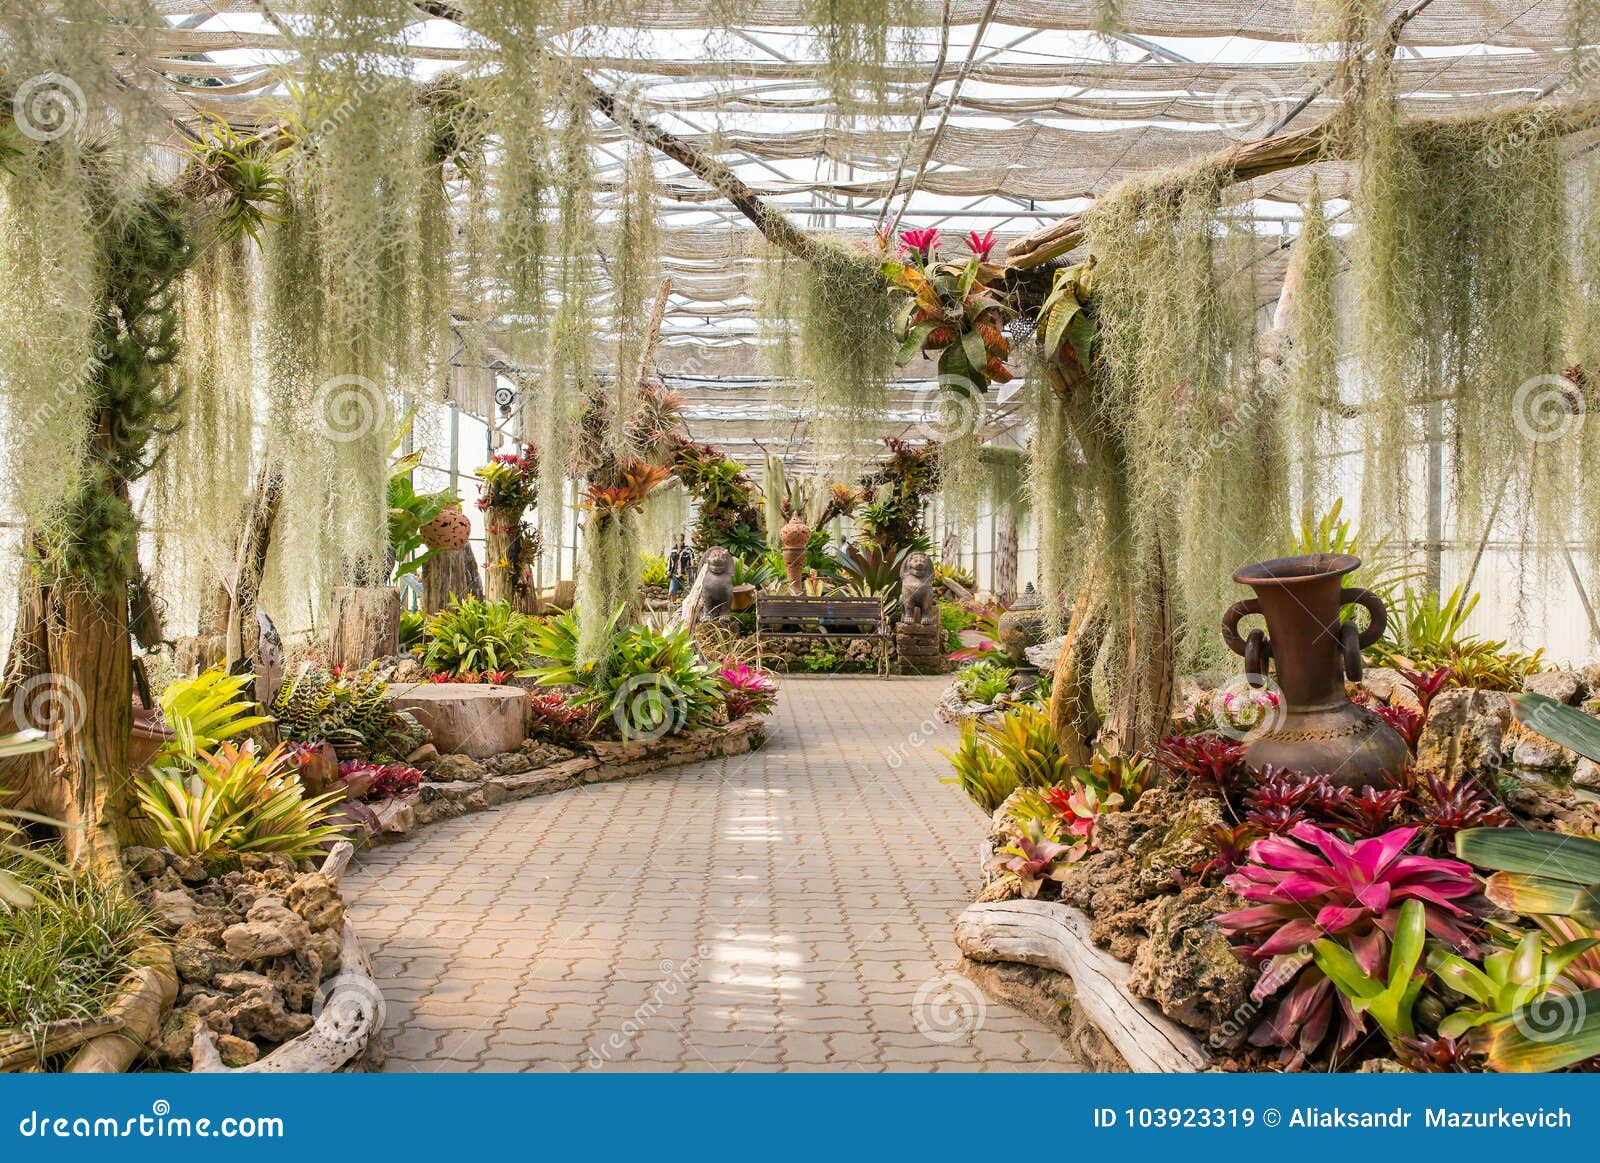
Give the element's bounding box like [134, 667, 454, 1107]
[6, 0, 1600, 1081]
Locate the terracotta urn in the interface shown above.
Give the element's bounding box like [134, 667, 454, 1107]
[779, 517, 811, 594]
[1221, 553, 1407, 789]
[421, 504, 471, 551]
[128, 704, 174, 772]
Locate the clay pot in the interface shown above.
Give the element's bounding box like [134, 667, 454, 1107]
[1221, 553, 1408, 789]
[421, 504, 471, 551]
[731, 583, 757, 613]
[779, 517, 811, 595]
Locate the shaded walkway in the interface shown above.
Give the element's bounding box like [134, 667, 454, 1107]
[343, 675, 1078, 1071]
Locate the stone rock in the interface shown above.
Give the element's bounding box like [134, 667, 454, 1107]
[390, 657, 428, 685]
[238, 853, 297, 876]
[167, 852, 209, 884]
[149, 889, 203, 933]
[172, 939, 242, 986]
[216, 1034, 261, 1068]
[223, 901, 310, 962]
[429, 750, 486, 781]
[122, 846, 166, 877]
[154, 1010, 203, 1070]
[483, 750, 535, 777]
[1024, 635, 1066, 672]
[213, 970, 276, 994]
[389, 683, 530, 758]
[1125, 885, 1253, 1042]
[1415, 688, 1512, 779]
[1575, 758, 1600, 791]
[406, 743, 440, 766]
[1357, 667, 1424, 715]
[1525, 669, 1583, 705]
[1509, 725, 1575, 773]
[228, 985, 314, 1044]
[287, 872, 345, 933]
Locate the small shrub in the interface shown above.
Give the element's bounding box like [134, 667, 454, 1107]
[954, 659, 1014, 705]
[422, 596, 539, 676]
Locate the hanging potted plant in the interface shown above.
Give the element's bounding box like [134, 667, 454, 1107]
[881, 228, 1015, 397]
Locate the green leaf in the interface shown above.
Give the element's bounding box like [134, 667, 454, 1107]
[1511, 692, 1600, 764]
[1483, 871, 1600, 925]
[1479, 987, 1600, 1071]
[960, 326, 989, 382]
[1457, 827, 1600, 886]
[1065, 312, 1096, 365]
[1043, 299, 1079, 356]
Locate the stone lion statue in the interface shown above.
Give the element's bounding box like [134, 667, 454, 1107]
[699, 547, 735, 618]
[900, 551, 935, 626]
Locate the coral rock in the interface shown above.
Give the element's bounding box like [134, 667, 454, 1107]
[287, 873, 345, 933]
[1414, 688, 1511, 779]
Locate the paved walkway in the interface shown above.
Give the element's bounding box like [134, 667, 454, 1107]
[343, 675, 1078, 1072]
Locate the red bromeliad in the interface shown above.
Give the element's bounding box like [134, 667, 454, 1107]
[898, 227, 941, 260]
[964, 229, 997, 260]
[1216, 823, 1483, 1066]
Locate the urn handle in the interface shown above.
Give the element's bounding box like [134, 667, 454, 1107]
[1221, 598, 1271, 663]
[1338, 586, 1387, 681]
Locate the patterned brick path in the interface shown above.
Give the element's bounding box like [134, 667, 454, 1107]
[343, 675, 1079, 1072]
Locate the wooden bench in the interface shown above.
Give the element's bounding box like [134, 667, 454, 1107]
[754, 594, 890, 674]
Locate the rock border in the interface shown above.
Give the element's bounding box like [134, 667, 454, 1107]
[955, 899, 1210, 1074]
[377, 715, 767, 840]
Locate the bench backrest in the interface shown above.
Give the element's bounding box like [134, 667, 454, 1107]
[755, 594, 884, 625]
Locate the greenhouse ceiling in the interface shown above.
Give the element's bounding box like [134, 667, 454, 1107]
[81, 0, 1598, 462]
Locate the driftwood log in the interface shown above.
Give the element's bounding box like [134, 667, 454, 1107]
[326, 586, 401, 668]
[422, 544, 483, 614]
[61, 941, 180, 1073]
[955, 899, 1209, 1073]
[191, 842, 382, 1073]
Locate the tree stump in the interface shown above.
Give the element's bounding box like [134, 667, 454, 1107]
[388, 683, 529, 757]
[326, 587, 401, 668]
[422, 545, 483, 614]
[896, 622, 947, 675]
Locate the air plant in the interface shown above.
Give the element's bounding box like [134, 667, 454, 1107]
[475, 444, 540, 513]
[1041, 781, 1124, 848]
[1406, 771, 1511, 850]
[987, 820, 1083, 899]
[1399, 667, 1452, 715]
[1156, 735, 1248, 799]
[1331, 785, 1410, 837]
[882, 225, 1014, 390]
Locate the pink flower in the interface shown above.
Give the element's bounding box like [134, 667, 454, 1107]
[898, 227, 942, 260]
[964, 229, 997, 260]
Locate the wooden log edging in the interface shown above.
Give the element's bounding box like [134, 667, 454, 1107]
[190, 842, 381, 1074]
[955, 899, 1210, 1073]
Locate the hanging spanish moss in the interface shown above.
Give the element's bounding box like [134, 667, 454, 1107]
[536, 92, 602, 572]
[640, 476, 689, 552]
[758, 241, 896, 481]
[1351, 110, 1570, 560]
[1277, 183, 1342, 512]
[610, 144, 661, 443]
[0, 143, 98, 534]
[576, 512, 640, 666]
[1085, 163, 1275, 668]
[150, 237, 259, 626]
[938, 433, 984, 534]
[1026, 359, 1081, 636]
[799, 1, 921, 123]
